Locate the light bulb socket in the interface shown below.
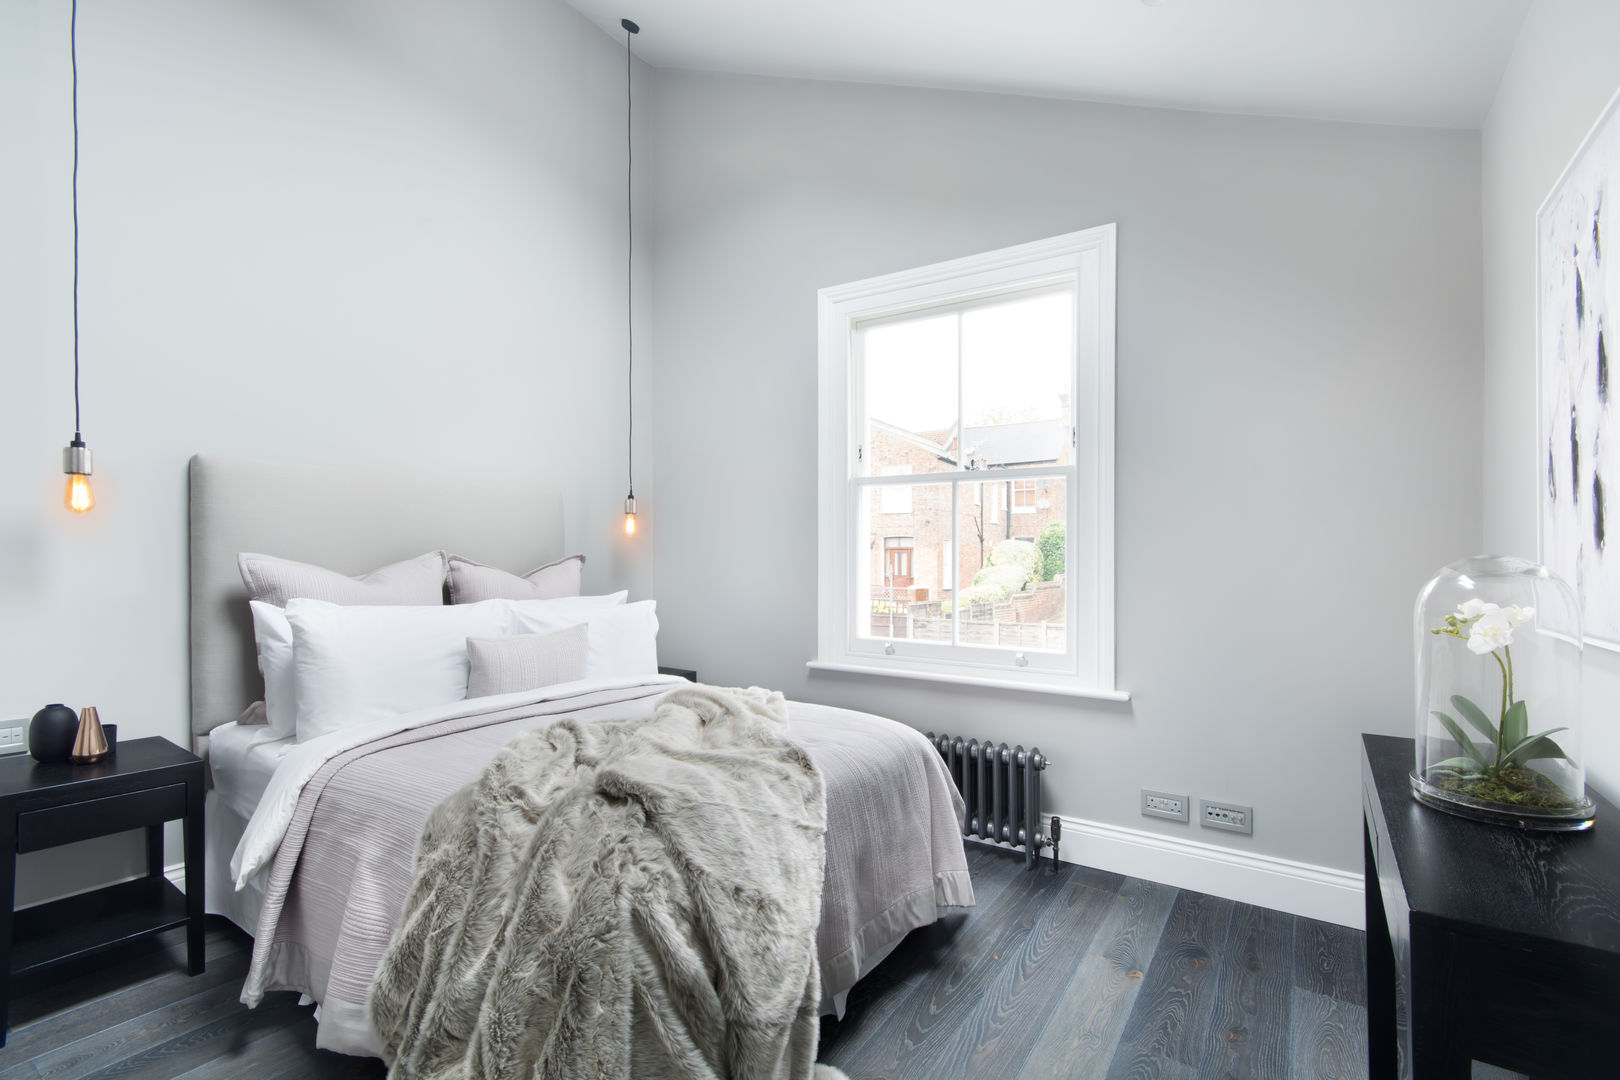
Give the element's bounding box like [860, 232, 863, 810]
[624, 495, 637, 516]
[63, 438, 92, 477]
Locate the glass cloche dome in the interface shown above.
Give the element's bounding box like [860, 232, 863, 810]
[1412, 555, 1594, 830]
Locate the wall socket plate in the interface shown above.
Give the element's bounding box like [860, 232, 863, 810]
[1142, 789, 1189, 822]
[0, 718, 26, 756]
[1201, 800, 1253, 835]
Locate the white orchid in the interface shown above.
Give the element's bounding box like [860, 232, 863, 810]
[1452, 600, 1535, 654]
[1430, 597, 1568, 787]
[1467, 608, 1516, 654]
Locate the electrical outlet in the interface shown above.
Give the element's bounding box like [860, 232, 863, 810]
[0, 718, 26, 756]
[1201, 800, 1253, 835]
[1142, 789, 1189, 822]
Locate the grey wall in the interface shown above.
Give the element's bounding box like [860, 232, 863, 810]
[650, 71, 1483, 874]
[1481, 0, 1620, 800]
[0, 0, 652, 906]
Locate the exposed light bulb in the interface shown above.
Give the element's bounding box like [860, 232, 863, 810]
[66, 472, 94, 513]
[63, 437, 94, 514]
[624, 493, 637, 536]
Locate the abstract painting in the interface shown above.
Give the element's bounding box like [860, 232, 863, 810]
[1540, 90, 1620, 651]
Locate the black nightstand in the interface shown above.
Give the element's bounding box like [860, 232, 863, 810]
[658, 666, 698, 682]
[1, 736, 204, 1046]
[1363, 733, 1620, 1077]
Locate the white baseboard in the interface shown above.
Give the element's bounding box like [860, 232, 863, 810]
[164, 860, 186, 890]
[1035, 815, 1364, 929]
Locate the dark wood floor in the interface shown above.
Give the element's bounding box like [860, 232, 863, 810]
[0, 844, 1369, 1079]
[818, 844, 1368, 1079]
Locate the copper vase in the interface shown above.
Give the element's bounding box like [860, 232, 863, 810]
[70, 705, 110, 764]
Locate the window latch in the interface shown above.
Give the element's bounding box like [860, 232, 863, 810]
[884, 642, 896, 656]
[1015, 653, 1029, 667]
[857, 445, 864, 463]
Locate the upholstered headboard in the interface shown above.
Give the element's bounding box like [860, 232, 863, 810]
[188, 454, 565, 754]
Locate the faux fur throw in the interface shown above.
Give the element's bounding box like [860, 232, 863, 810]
[369, 684, 830, 1080]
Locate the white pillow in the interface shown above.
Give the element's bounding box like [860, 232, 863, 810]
[508, 599, 658, 679]
[286, 598, 511, 742]
[508, 590, 627, 614]
[249, 601, 298, 739]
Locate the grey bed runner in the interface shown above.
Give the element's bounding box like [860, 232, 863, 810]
[240, 683, 973, 1057]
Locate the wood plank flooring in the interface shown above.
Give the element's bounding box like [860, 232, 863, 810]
[0, 844, 1370, 1079]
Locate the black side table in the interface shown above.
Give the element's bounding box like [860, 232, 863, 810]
[1362, 733, 1620, 1078]
[658, 666, 698, 682]
[1, 736, 205, 1046]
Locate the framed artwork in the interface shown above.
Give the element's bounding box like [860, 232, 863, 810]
[1539, 88, 1620, 652]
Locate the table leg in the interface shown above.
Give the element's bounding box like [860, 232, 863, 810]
[0, 812, 13, 1047]
[184, 780, 204, 976]
[146, 823, 163, 879]
[1410, 928, 1471, 1080]
[1365, 821, 1397, 1079]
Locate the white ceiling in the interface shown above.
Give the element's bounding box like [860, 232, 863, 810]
[565, 0, 1530, 128]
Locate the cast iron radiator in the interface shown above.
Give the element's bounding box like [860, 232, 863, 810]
[926, 733, 1059, 870]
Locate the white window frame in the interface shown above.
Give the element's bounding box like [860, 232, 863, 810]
[811, 224, 1124, 700]
[879, 465, 913, 513]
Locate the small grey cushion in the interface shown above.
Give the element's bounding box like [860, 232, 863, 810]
[446, 553, 584, 604]
[239, 551, 447, 608]
[237, 701, 268, 727]
[465, 625, 589, 698]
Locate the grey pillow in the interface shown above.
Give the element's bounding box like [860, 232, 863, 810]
[238, 551, 447, 607]
[465, 625, 589, 698]
[446, 553, 585, 604]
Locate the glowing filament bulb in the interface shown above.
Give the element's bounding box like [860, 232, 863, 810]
[66, 472, 94, 513]
[623, 494, 637, 536]
[63, 438, 94, 514]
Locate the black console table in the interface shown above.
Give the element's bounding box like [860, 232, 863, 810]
[1, 736, 204, 1046]
[1362, 733, 1620, 1078]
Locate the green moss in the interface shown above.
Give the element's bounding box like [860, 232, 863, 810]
[1430, 767, 1579, 810]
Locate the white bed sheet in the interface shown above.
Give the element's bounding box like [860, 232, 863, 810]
[205, 792, 265, 935]
[209, 717, 298, 821]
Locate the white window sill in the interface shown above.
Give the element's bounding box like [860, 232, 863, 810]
[806, 659, 1131, 702]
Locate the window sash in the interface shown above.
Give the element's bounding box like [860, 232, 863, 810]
[850, 474, 1078, 671]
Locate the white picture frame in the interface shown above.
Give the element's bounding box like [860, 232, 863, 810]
[1539, 87, 1620, 652]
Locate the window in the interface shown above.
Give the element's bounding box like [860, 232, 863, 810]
[812, 225, 1121, 697]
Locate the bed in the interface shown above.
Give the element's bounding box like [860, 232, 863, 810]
[187, 454, 973, 1060]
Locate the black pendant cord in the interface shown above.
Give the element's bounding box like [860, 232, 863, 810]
[71, 0, 82, 442]
[623, 18, 637, 501]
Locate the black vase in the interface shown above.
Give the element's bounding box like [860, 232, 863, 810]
[29, 704, 79, 763]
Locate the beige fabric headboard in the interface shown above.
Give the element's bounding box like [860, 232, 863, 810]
[188, 454, 565, 754]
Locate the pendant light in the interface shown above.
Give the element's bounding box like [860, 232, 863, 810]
[62, 0, 94, 514]
[622, 16, 639, 537]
